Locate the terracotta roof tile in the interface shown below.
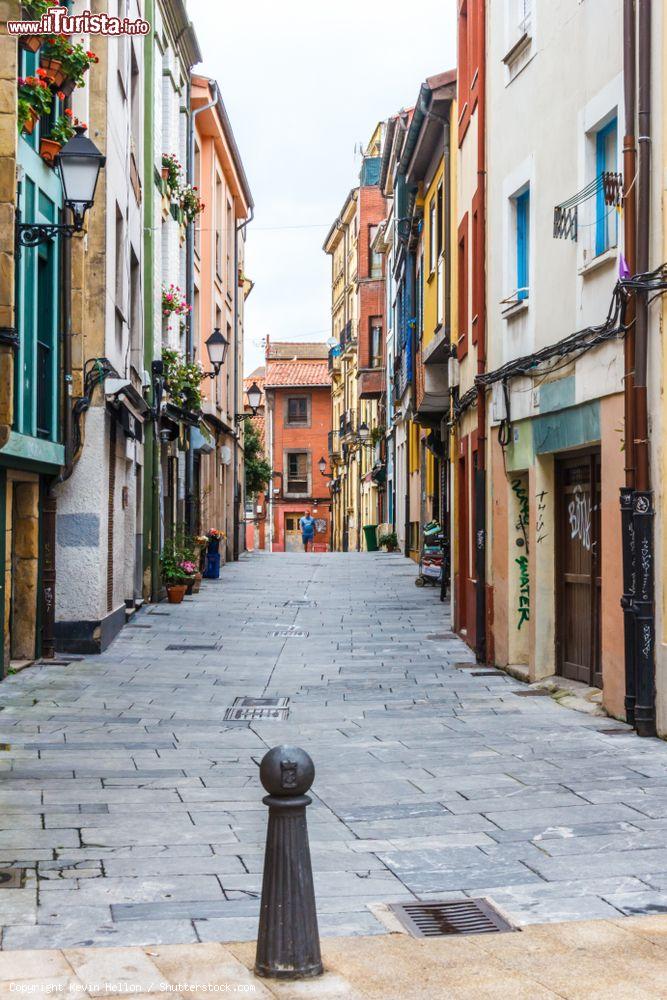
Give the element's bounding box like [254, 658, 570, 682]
[264, 361, 331, 388]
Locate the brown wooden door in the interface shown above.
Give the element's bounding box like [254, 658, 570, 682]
[556, 453, 602, 687]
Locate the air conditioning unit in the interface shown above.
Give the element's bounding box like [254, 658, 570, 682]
[491, 381, 509, 423]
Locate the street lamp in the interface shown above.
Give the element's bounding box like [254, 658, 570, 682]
[246, 381, 262, 415]
[17, 126, 105, 250]
[318, 456, 328, 477]
[202, 327, 229, 379]
[358, 422, 370, 445]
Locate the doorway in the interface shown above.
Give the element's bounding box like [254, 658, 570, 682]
[556, 452, 602, 687]
[284, 515, 302, 552]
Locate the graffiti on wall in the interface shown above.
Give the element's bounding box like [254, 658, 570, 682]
[568, 485, 592, 551]
[511, 477, 530, 630]
[536, 490, 548, 545]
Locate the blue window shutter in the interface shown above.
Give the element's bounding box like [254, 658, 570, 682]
[596, 118, 617, 256]
[516, 190, 529, 300]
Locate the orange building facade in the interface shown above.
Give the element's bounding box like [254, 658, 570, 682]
[264, 341, 332, 552]
[191, 76, 253, 561]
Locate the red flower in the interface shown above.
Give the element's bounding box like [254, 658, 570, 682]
[36, 68, 47, 79]
[56, 91, 65, 100]
[64, 108, 74, 117]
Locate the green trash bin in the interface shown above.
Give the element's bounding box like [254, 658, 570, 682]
[363, 524, 379, 552]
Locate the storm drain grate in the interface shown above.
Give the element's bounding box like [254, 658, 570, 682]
[224, 697, 289, 721]
[470, 671, 505, 677]
[283, 600, 317, 608]
[426, 633, 456, 641]
[166, 644, 218, 651]
[0, 869, 24, 888]
[599, 727, 634, 736]
[513, 688, 550, 697]
[389, 899, 516, 938]
[271, 629, 309, 638]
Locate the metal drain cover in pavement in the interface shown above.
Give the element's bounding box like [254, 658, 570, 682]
[470, 671, 505, 677]
[389, 899, 516, 938]
[0, 869, 24, 888]
[271, 629, 308, 638]
[224, 697, 289, 721]
[513, 688, 550, 697]
[283, 600, 317, 608]
[426, 633, 456, 641]
[166, 644, 218, 651]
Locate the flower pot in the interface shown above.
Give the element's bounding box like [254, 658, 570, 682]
[20, 35, 42, 53]
[59, 78, 76, 99]
[22, 108, 40, 136]
[39, 137, 61, 166]
[185, 578, 195, 596]
[40, 57, 65, 88]
[166, 583, 186, 604]
[161, 166, 170, 181]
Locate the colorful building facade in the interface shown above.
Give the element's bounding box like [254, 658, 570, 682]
[264, 341, 332, 552]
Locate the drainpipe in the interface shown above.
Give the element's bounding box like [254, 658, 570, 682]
[475, 0, 488, 664]
[234, 206, 254, 560]
[185, 80, 218, 537]
[620, 0, 638, 726]
[632, 0, 656, 737]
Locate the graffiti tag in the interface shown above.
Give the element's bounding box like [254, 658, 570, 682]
[568, 486, 591, 551]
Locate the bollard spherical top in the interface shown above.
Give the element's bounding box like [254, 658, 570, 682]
[259, 745, 315, 797]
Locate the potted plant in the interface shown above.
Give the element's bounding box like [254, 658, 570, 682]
[161, 542, 195, 604]
[19, 0, 53, 50]
[161, 152, 182, 190]
[162, 347, 203, 413]
[42, 37, 98, 97]
[179, 184, 204, 223]
[39, 41, 66, 88]
[17, 74, 53, 135]
[161, 283, 190, 320]
[39, 108, 78, 165]
[378, 530, 399, 553]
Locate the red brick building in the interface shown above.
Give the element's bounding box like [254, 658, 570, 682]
[264, 340, 332, 552]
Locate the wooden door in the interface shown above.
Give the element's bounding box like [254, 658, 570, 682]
[556, 453, 602, 687]
[285, 515, 302, 552]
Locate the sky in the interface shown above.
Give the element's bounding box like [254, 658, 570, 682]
[188, 0, 456, 375]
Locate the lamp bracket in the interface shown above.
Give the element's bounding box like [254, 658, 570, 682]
[16, 221, 79, 255]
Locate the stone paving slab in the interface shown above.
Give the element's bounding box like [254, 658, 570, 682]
[3, 918, 667, 998]
[2, 552, 667, 949]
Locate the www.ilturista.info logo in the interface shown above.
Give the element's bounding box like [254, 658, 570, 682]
[7, 6, 150, 36]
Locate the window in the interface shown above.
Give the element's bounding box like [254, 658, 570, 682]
[115, 205, 126, 317]
[130, 249, 141, 371]
[515, 188, 530, 300]
[457, 214, 469, 357]
[370, 320, 382, 368]
[436, 181, 444, 326]
[595, 118, 618, 256]
[369, 226, 382, 278]
[517, 0, 532, 36]
[286, 452, 309, 494]
[226, 198, 234, 292]
[287, 396, 309, 425]
[429, 198, 437, 273]
[194, 142, 201, 257]
[215, 174, 223, 278]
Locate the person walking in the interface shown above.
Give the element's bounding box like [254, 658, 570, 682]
[299, 509, 316, 552]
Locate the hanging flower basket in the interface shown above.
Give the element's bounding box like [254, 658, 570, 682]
[39, 137, 61, 165]
[58, 77, 76, 99]
[40, 55, 65, 88]
[20, 36, 42, 53]
[21, 107, 40, 135]
[17, 74, 53, 134]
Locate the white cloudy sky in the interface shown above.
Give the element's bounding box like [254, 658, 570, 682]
[188, 0, 456, 374]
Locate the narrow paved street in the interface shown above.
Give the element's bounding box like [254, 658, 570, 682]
[2, 552, 667, 951]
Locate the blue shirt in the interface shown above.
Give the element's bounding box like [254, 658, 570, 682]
[299, 515, 315, 537]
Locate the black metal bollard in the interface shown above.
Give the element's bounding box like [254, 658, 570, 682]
[254, 746, 323, 980]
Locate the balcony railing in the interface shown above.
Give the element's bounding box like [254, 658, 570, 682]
[340, 320, 355, 349]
